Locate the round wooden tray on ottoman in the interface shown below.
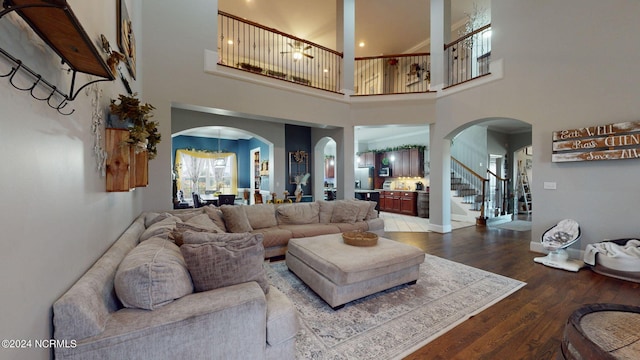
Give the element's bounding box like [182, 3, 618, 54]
[342, 231, 378, 247]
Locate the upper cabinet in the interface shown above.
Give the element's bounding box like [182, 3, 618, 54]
[387, 148, 424, 177]
[357, 151, 375, 168]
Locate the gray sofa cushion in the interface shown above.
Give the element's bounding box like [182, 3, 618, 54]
[251, 228, 293, 249]
[245, 203, 278, 229]
[53, 215, 146, 341]
[203, 205, 228, 232]
[278, 223, 341, 238]
[318, 201, 335, 223]
[277, 202, 320, 224]
[170, 221, 224, 246]
[330, 201, 360, 223]
[144, 212, 173, 227]
[220, 205, 253, 233]
[114, 237, 193, 310]
[348, 199, 373, 221]
[334, 221, 369, 232]
[265, 287, 299, 346]
[180, 232, 269, 294]
[365, 201, 378, 220]
[140, 216, 182, 242]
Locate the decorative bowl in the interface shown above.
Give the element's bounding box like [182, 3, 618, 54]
[342, 231, 378, 247]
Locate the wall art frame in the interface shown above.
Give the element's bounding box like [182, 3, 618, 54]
[117, 0, 136, 79]
[289, 150, 309, 184]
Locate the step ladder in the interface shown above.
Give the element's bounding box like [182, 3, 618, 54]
[517, 160, 532, 214]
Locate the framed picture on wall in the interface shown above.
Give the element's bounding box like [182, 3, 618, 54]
[289, 150, 308, 184]
[117, 0, 136, 79]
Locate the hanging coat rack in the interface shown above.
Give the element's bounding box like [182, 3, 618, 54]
[0, 0, 115, 115]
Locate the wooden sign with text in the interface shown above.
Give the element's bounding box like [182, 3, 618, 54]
[552, 121, 640, 162]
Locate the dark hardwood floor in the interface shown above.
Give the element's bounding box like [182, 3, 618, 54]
[383, 225, 640, 360]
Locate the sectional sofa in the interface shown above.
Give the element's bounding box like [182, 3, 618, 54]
[52, 199, 382, 359]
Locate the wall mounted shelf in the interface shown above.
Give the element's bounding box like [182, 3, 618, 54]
[1, 0, 115, 115]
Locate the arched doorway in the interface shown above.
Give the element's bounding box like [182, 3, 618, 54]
[445, 118, 532, 226]
[171, 125, 275, 207]
[313, 137, 337, 201]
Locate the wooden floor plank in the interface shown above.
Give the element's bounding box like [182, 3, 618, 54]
[384, 225, 640, 359]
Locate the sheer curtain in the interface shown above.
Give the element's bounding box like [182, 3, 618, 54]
[175, 149, 237, 198]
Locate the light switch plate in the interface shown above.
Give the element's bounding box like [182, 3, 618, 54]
[543, 182, 557, 190]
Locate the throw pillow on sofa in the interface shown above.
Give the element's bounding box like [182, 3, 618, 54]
[244, 203, 278, 229]
[365, 200, 378, 220]
[276, 202, 320, 225]
[140, 216, 183, 242]
[220, 205, 253, 233]
[170, 221, 224, 246]
[330, 201, 360, 223]
[114, 237, 193, 310]
[348, 199, 373, 222]
[319, 201, 336, 223]
[180, 232, 269, 294]
[203, 205, 227, 232]
[145, 212, 173, 227]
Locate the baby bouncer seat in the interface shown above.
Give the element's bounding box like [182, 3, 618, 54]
[534, 219, 585, 272]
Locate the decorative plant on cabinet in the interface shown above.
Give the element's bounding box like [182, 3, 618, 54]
[106, 93, 161, 191]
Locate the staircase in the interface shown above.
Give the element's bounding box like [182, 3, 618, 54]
[451, 157, 511, 226]
[450, 171, 482, 223]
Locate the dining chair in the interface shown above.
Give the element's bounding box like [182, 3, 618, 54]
[192, 193, 203, 208]
[218, 194, 236, 206]
[254, 192, 263, 204]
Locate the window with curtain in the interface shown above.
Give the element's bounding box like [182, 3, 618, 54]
[175, 149, 237, 198]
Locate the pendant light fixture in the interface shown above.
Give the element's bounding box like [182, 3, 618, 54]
[214, 128, 226, 168]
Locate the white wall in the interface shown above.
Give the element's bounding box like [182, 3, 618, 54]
[429, 0, 640, 249]
[0, 1, 143, 358]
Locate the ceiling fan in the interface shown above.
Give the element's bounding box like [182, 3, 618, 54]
[281, 41, 314, 60]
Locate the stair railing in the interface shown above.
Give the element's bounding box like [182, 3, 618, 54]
[487, 169, 509, 217]
[451, 157, 487, 220]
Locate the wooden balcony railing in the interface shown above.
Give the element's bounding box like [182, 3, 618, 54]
[354, 53, 431, 95]
[217, 11, 343, 93]
[217, 12, 489, 94]
[444, 24, 492, 88]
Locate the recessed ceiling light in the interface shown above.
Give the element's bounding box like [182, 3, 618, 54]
[359, 42, 365, 47]
[227, 40, 233, 45]
[323, 69, 329, 73]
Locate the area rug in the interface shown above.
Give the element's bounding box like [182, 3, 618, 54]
[490, 220, 532, 231]
[266, 254, 526, 359]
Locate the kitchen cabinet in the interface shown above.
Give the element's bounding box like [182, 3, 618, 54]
[380, 191, 417, 216]
[388, 148, 424, 177]
[401, 150, 410, 177]
[409, 148, 424, 177]
[357, 151, 375, 168]
[325, 157, 335, 178]
[400, 192, 418, 216]
[380, 191, 394, 212]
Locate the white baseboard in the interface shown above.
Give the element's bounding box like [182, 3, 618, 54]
[429, 224, 452, 233]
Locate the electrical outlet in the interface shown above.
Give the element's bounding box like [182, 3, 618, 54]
[543, 182, 557, 190]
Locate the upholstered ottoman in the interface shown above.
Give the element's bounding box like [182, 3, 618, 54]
[286, 233, 425, 309]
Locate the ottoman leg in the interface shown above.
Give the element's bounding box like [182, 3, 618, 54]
[332, 304, 345, 311]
